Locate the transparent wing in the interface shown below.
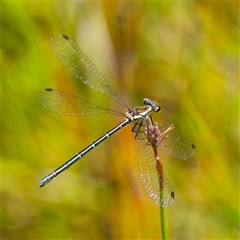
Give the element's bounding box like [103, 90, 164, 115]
[36, 88, 124, 117]
[157, 125, 195, 160]
[133, 120, 195, 160]
[135, 132, 174, 207]
[50, 34, 128, 109]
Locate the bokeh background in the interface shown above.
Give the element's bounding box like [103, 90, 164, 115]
[2, 1, 239, 239]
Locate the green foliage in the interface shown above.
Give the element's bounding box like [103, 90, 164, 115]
[2, 1, 239, 239]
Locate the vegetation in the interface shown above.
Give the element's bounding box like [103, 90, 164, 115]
[2, 2, 239, 239]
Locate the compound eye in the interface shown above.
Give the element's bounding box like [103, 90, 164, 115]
[143, 98, 151, 105]
[154, 106, 161, 112]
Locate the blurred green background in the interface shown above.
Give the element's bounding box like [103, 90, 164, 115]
[2, 1, 239, 239]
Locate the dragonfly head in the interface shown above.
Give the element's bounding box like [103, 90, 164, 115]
[143, 98, 161, 113]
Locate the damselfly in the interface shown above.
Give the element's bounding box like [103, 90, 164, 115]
[37, 34, 195, 207]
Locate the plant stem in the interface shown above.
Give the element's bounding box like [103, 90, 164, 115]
[160, 205, 169, 239]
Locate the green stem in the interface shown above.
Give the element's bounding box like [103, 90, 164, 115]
[160, 206, 169, 239]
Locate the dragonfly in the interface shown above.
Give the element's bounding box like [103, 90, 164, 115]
[37, 34, 195, 207]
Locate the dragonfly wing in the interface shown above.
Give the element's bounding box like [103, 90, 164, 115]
[50, 34, 128, 109]
[158, 126, 196, 160]
[36, 88, 123, 116]
[135, 133, 174, 207]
